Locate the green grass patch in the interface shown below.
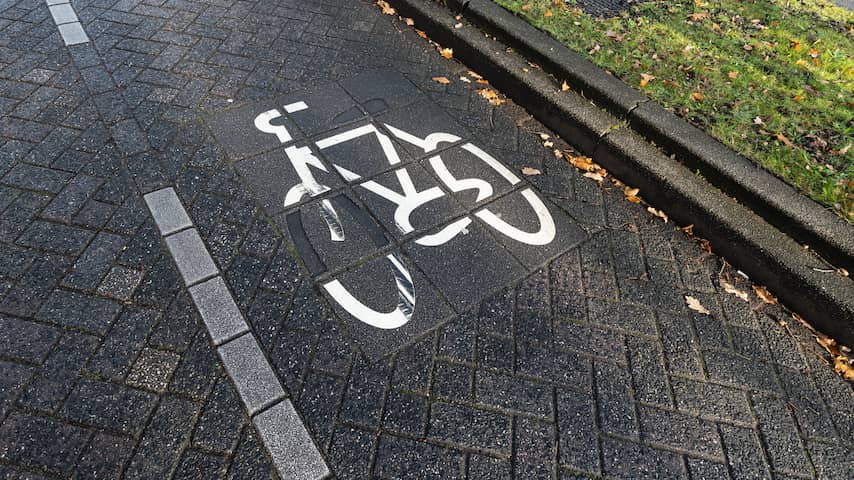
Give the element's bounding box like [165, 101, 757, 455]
[496, 0, 854, 221]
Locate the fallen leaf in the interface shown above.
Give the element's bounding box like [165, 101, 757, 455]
[698, 238, 712, 253]
[753, 116, 764, 125]
[544, 9, 553, 17]
[624, 186, 640, 203]
[685, 296, 711, 314]
[376, 0, 395, 15]
[459, 76, 471, 83]
[834, 357, 854, 381]
[838, 144, 851, 155]
[432, 76, 450, 84]
[521, 3, 532, 11]
[454, 22, 463, 29]
[539, 133, 550, 140]
[564, 153, 594, 171]
[687, 12, 708, 22]
[691, 91, 704, 101]
[793, 94, 803, 102]
[583, 171, 604, 182]
[720, 279, 749, 301]
[775, 132, 793, 147]
[647, 207, 669, 223]
[476, 79, 490, 85]
[439, 48, 453, 59]
[561, 80, 569, 91]
[728, 70, 739, 79]
[743, 44, 753, 51]
[639, 73, 655, 88]
[403, 17, 414, 26]
[467, 71, 483, 79]
[679, 224, 694, 235]
[521, 167, 541, 176]
[605, 30, 624, 42]
[752, 285, 778, 304]
[416, 29, 427, 39]
[477, 88, 504, 105]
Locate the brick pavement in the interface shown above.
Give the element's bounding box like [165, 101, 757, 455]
[0, 0, 852, 478]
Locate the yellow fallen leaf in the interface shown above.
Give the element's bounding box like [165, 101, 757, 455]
[775, 132, 793, 147]
[834, 357, 854, 381]
[720, 279, 749, 301]
[639, 73, 655, 88]
[686, 12, 709, 22]
[563, 153, 594, 171]
[624, 186, 640, 203]
[583, 171, 604, 182]
[561, 80, 569, 91]
[467, 71, 483, 79]
[477, 88, 503, 105]
[544, 9, 553, 17]
[460, 76, 471, 83]
[521, 167, 541, 176]
[752, 285, 778, 304]
[432, 76, 450, 84]
[647, 207, 668, 223]
[691, 91, 704, 101]
[376, 0, 395, 15]
[685, 296, 710, 314]
[403, 17, 414, 26]
[440, 48, 453, 59]
[416, 29, 427, 39]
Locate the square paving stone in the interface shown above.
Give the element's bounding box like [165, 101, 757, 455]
[376, 98, 469, 158]
[279, 83, 365, 137]
[207, 100, 303, 161]
[277, 193, 387, 276]
[405, 221, 527, 313]
[319, 252, 453, 360]
[235, 146, 342, 215]
[340, 69, 422, 114]
[127, 348, 181, 392]
[420, 142, 520, 210]
[474, 189, 588, 269]
[353, 161, 465, 240]
[315, 119, 416, 182]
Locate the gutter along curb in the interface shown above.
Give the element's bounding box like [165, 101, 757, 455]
[449, 0, 854, 275]
[386, 0, 854, 343]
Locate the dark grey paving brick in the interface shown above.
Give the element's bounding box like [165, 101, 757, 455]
[0, 315, 60, 364]
[475, 371, 552, 417]
[557, 390, 599, 474]
[671, 377, 752, 424]
[719, 424, 772, 479]
[428, 401, 511, 454]
[602, 437, 686, 479]
[374, 434, 464, 480]
[639, 405, 723, 458]
[87, 306, 158, 380]
[72, 432, 135, 479]
[226, 427, 277, 480]
[61, 378, 157, 435]
[192, 376, 245, 453]
[0, 411, 89, 474]
[752, 392, 812, 476]
[1, 163, 71, 193]
[16, 221, 94, 256]
[124, 396, 201, 480]
[18, 332, 98, 413]
[0, 255, 68, 318]
[42, 174, 103, 221]
[0, 361, 32, 420]
[35, 289, 121, 335]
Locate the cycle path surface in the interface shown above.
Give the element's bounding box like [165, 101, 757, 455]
[0, 0, 852, 478]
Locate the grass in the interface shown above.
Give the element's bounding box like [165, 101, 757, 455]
[495, 0, 854, 221]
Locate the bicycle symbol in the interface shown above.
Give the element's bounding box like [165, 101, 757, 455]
[255, 102, 557, 330]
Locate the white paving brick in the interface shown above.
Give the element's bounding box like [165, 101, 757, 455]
[189, 276, 249, 345]
[143, 188, 192, 235]
[253, 400, 330, 480]
[48, 3, 77, 24]
[164, 228, 218, 286]
[217, 334, 285, 415]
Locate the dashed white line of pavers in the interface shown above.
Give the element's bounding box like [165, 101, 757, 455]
[143, 187, 330, 480]
[46, 0, 89, 46]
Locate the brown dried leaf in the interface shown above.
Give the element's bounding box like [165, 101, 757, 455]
[439, 48, 453, 59]
[720, 279, 749, 302]
[402, 17, 414, 26]
[691, 91, 705, 101]
[561, 80, 569, 91]
[432, 76, 450, 84]
[416, 29, 427, 39]
[685, 295, 711, 315]
[647, 207, 668, 223]
[834, 357, 854, 381]
[686, 12, 709, 22]
[521, 167, 541, 176]
[752, 285, 778, 304]
[376, 0, 395, 15]
[544, 9, 553, 17]
[624, 186, 641, 203]
[639, 73, 655, 88]
[679, 224, 695, 235]
[563, 153, 595, 171]
[728, 70, 739, 79]
[477, 88, 504, 105]
[583, 171, 604, 182]
[775, 132, 793, 147]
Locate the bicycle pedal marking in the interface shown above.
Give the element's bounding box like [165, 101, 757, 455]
[207, 70, 587, 358]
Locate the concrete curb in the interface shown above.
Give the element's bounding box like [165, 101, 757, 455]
[386, 0, 854, 343]
[448, 0, 854, 275]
